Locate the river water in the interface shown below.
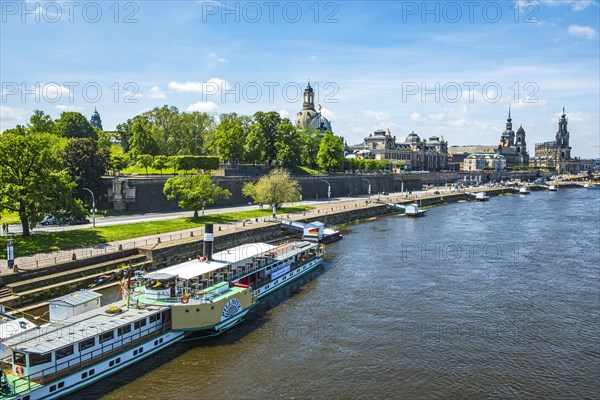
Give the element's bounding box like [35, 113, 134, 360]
[70, 188, 599, 399]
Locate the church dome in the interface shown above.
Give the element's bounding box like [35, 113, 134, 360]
[517, 126, 525, 134]
[296, 109, 318, 129]
[308, 113, 332, 132]
[406, 131, 420, 143]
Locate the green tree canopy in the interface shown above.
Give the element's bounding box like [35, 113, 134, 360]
[275, 119, 302, 168]
[317, 131, 345, 173]
[0, 132, 80, 236]
[251, 111, 281, 164]
[211, 113, 249, 164]
[128, 116, 159, 157]
[62, 138, 109, 200]
[137, 154, 154, 176]
[242, 168, 301, 208]
[163, 173, 231, 217]
[54, 111, 97, 140]
[28, 109, 55, 134]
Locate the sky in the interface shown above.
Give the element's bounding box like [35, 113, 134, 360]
[1, 0, 599, 158]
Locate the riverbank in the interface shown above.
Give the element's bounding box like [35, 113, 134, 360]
[0, 184, 579, 310]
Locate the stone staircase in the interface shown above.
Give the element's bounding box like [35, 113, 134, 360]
[0, 253, 149, 308]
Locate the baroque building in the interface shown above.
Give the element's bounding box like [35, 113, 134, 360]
[530, 108, 593, 174]
[352, 129, 448, 171]
[295, 81, 332, 132]
[90, 108, 103, 130]
[495, 107, 529, 166]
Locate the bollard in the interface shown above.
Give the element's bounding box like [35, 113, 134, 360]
[219, 226, 222, 231]
[243, 222, 245, 227]
[72, 253, 77, 261]
[118, 244, 123, 251]
[191, 231, 194, 237]
[157, 238, 161, 244]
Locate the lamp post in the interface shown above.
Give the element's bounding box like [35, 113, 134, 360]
[398, 178, 404, 195]
[82, 187, 96, 227]
[6, 238, 14, 270]
[320, 180, 331, 202]
[361, 178, 371, 198]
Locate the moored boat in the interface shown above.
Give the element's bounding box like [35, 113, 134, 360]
[474, 192, 490, 201]
[519, 187, 531, 195]
[405, 203, 426, 217]
[0, 224, 325, 399]
[548, 185, 558, 191]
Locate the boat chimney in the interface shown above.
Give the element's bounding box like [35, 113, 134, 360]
[203, 224, 214, 261]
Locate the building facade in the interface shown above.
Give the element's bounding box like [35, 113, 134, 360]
[353, 130, 448, 171]
[530, 108, 593, 174]
[463, 153, 506, 171]
[495, 108, 529, 166]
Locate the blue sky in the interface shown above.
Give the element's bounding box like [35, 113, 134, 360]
[1, 0, 599, 158]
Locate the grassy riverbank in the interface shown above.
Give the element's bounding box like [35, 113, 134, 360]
[0, 206, 312, 258]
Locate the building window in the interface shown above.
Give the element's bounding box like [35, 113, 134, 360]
[56, 345, 74, 360]
[79, 338, 95, 352]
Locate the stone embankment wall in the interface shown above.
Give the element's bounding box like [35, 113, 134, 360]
[104, 171, 548, 212]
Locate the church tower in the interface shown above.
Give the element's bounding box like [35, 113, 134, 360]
[500, 106, 515, 147]
[515, 125, 529, 165]
[295, 81, 319, 129]
[555, 107, 571, 161]
[90, 108, 103, 130]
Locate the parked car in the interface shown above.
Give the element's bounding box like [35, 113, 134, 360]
[68, 218, 90, 225]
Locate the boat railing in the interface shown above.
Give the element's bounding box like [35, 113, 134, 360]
[8, 321, 172, 395]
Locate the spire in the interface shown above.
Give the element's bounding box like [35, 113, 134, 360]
[307, 79, 311, 88]
[508, 105, 511, 121]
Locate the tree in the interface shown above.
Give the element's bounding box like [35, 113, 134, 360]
[108, 145, 129, 176]
[211, 113, 248, 163]
[54, 112, 97, 139]
[300, 128, 322, 168]
[0, 132, 80, 236]
[28, 109, 55, 133]
[153, 155, 168, 175]
[137, 154, 154, 176]
[62, 138, 109, 200]
[244, 123, 266, 165]
[129, 117, 159, 157]
[317, 131, 344, 173]
[275, 119, 302, 168]
[242, 168, 301, 208]
[163, 173, 231, 217]
[179, 111, 215, 155]
[251, 111, 281, 164]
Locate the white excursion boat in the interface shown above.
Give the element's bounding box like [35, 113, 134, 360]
[583, 183, 600, 189]
[548, 185, 558, 191]
[474, 192, 490, 201]
[519, 187, 531, 195]
[0, 224, 324, 399]
[404, 203, 426, 217]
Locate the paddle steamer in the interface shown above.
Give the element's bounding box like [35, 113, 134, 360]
[0, 225, 324, 399]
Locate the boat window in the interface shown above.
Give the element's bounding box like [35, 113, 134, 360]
[13, 351, 26, 366]
[149, 313, 160, 323]
[58, 382, 64, 389]
[134, 318, 147, 329]
[29, 352, 52, 367]
[118, 324, 132, 336]
[55, 345, 74, 360]
[100, 331, 115, 343]
[79, 338, 95, 352]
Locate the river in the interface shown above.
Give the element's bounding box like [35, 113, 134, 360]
[68, 188, 600, 399]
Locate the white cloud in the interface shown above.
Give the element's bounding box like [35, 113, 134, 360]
[409, 112, 424, 121]
[0, 105, 27, 120]
[568, 24, 598, 39]
[278, 109, 289, 119]
[186, 101, 220, 113]
[363, 110, 390, 121]
[540, 0, 593, 11]
[320, 107, 336, 121]
[169, 78, 231, 94]
[54, 105, 85, 112]
[208, 52, 229, 64]
[429, 112, 445, 121]
[148, 85, 166, 99]
[448, 118, 468, 128]
[34, 83, 70, 101]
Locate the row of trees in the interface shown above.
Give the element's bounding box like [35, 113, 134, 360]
[118, 106, 346, 171]
[1, 111, 111, 236]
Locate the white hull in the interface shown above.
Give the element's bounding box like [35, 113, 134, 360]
[7, 331, 183, 400]
[254, 257, 323, 300]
